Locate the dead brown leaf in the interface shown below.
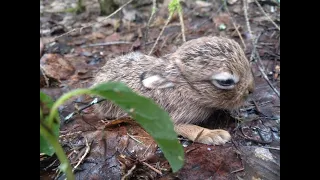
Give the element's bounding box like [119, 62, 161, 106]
[213, 13, 232, 28]
[40, 54, 75, 81]
[105, 33, 121, 42]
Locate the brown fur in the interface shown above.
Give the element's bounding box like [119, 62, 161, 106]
[91, 36, 254, 145]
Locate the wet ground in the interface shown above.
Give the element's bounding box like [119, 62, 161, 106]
[40, 0, 280, 179]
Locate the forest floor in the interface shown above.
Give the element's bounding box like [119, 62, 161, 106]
[40, 0, 280, 179]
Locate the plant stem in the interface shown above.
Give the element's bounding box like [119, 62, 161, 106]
[148, 13, 173, 55]
[40, 123, 75, 180]
[177, 0, 186, 42]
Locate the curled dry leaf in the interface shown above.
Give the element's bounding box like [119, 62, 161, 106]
[40, 54, 75, 81]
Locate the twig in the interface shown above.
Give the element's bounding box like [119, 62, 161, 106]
[231, 167, 245, 173]
[247, 24, 280, 98]
[186, 146, 199, 154]
[254, 0, 280, 31]
[224, 3, 246, 49]
[81, 41, 132, 48]
[43, 158, 59, 171]
[252, 99, 262, 115]
[142, 162, 163, 175]
[255, 55, 280, 98]
[249, 32, 262, 62]
[142, 144, 152, 157]
[264, 146, 280, 150]
[243, 0, 253, 39]
[177, 0, 186, 42]
[59, 131, 83, 139]
[53, 0, 134, 41]
[127, 133, 144, 144]
[249, 32, 280, 98]
[144, 0, 157, 46]
[121, 164, 136, 180]
[64, 98, 106, 122]
[251, 146, 280, 150]
[148, 13, 173, 55]
[73, 138, 91, 172]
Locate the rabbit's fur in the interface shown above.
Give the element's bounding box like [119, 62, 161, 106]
[92, 36, 254, 145]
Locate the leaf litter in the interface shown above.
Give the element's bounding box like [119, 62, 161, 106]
[40, 0, 280, 179]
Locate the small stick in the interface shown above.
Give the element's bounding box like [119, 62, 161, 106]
[231, 167, 245, 173]
[64, 98, 106, 122]
[186, 146, 199, 154]
[255, 53, 280, 98]
[243, 0, 253, 39]
[127, 133, 144, 144]
[254, 0, 280, 31]
[53, 0, 134, 41]
[148, 13, 173, 55]
[249, 32, 262, 62]
[224, 4, 246, 49]
[73, 138, 91, 172]
[252, 99, 262, 115]
[177, 0, 186, 42]
[251, 146, 280, 150]
[142, 162, 163, 175]
[249, 32, 280, 98]
[144, 0, 157, 46]
[59, 131, 83, 139]
[142, 144, 152, 157]
[121, 164, 136, 180]
[264, 146, 280, 150]
[81, 41, 132, 48]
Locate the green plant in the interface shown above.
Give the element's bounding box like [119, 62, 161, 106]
[40, 82, 185, 180]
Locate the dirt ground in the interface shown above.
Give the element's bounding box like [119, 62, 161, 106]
[40, 0, 280, 179]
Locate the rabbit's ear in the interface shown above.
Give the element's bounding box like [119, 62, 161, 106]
[140, 72, 175, 89]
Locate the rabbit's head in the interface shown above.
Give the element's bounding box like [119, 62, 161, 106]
[142, 36, 255, 110]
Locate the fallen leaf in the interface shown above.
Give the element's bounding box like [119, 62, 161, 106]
[105, 33, 121, 42]
[213, 13, 232, 29]
[40, 54, 75, 81]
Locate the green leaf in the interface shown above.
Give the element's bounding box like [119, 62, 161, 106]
[168, 0, 182, 15]
[40, 91, 54, 109]
[40, 91, 60, 156]
[40, 135, 55, 156]
[90, 82, 185, 172]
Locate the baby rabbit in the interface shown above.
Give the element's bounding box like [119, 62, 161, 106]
[92, 36, 254, 145]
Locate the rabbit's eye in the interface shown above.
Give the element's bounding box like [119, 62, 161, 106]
[211, 72, 239, 90]
[216, 79, 235, 86]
